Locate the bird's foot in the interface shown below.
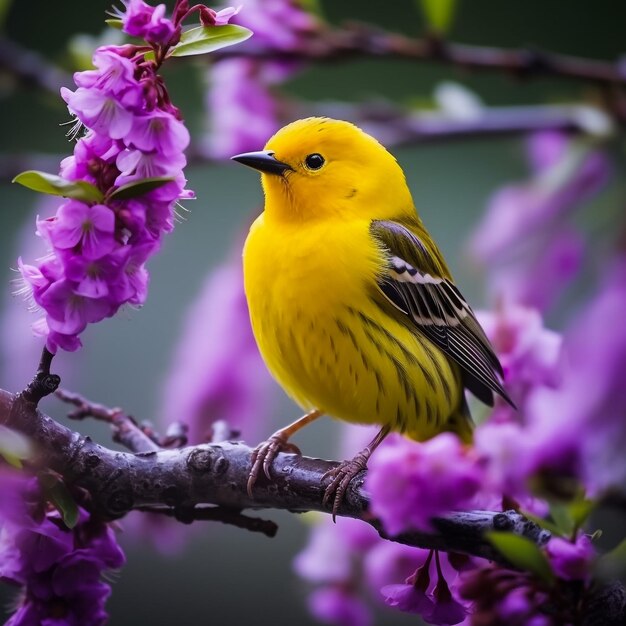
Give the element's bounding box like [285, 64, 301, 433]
[322, 450, 370, 520]
[247, 434, 302, 497]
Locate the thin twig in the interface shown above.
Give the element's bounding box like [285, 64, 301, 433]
[55, 388, 160, 454]
[20, 348, 59, 405]
[139, 505, 278, 537]
[0, 37, 72, 93]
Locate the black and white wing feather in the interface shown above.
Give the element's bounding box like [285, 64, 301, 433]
[370, 219, 514, 408]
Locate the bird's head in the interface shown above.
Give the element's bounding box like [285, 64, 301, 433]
[232, 117, 415, 223]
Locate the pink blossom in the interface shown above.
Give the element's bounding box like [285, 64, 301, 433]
[39, 280, 113, 336]
[428, 577, 468, 625]
[231, 0, 317, 50]
[115, 147, 186, 184]
[294, 517, 378, 585]
[202, 6, 242, 25]
[109, 242, 156, 306]
[61, 86, 137, 140]
[74, 48, 138, 94]
[59, 132, 119, 183]
[382, 583, 435, 615]
[205, 59, 281, 158]
[525, 256, 626, 494]
[468, 131, 610, 312]
[476, 303, 562, 414]
[62, 248, 128, 298]
[364, 542, 430, 594]
[127, 111, 190, 155]
[309, 587, 372, 626]
[0, 475, 124, 625]
[47, 202, 115, 260]
[367, 434, 483, 534]
[546, 535, 595, 581]
[121, 0, 177, 45]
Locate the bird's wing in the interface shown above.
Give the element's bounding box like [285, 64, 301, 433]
[370, 219, 514, 408]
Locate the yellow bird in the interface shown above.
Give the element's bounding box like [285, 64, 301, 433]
[232, 117, 513, 513]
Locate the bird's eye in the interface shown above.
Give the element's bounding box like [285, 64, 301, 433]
[304, 153, 325, 170]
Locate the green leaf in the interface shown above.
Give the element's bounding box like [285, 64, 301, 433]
[0, 0, 13, 29]
[596, 538, 626, 580]
[0, 425, 32, 469]
[298, 0, 323, 17]
[109, 176, 175, 200]
[105, 18, 124, 30]
[13, 171, 103, 203]
[546, 496, 595, 536]
[418, 0, 458, 34]
[520, 510, 564, 537]
[568, 498, 595, 530]
[169, 24, 253, 58]
[549, 502, 574, 536]
[45, 479, 79, 529]
[487, 532, 555, 584]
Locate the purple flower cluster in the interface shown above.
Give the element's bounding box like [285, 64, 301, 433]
[294, 515, 473, 626]
[206, 0, 319, 157]
[121, 0, 178, 44]
[0, 475, 125, 626]
[525, 255, 626, 495]
[468, 131, 610, 312]
[16, 1, 203, 353]
[460, 565, 553, 625]
[545, 535, 595, 581]
[476, 304, 562, 414]
[382, 550, 469, 625]
[366, 433, 483, 534]
[294, 517, 378, 626]
[468, 253, 626, 502]
[460, 534, 595, 625]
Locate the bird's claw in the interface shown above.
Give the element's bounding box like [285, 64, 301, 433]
[322, 452, 369, 521]
[247, 435, 301, 497]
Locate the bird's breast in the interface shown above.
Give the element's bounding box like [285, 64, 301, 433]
[243, 215, 380, 403]
[244, 215, 381, 321]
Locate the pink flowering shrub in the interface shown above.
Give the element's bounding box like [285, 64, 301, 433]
[14, 0, 249, 353]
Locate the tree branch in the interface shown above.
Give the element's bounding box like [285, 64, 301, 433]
[215, 24, 626, 88]
[310, 101, 612, 146]
[0, 387, 548, 562]
[2, 385, 625, 621]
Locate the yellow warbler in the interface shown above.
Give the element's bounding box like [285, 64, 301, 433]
[233, 117, 513, 513]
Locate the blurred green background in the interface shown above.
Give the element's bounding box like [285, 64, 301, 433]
[0, 0, 624, 624]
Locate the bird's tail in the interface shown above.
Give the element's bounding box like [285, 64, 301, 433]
[443, 396, 474, 444]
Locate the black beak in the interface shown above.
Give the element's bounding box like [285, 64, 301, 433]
[231, 150, 292, 176]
